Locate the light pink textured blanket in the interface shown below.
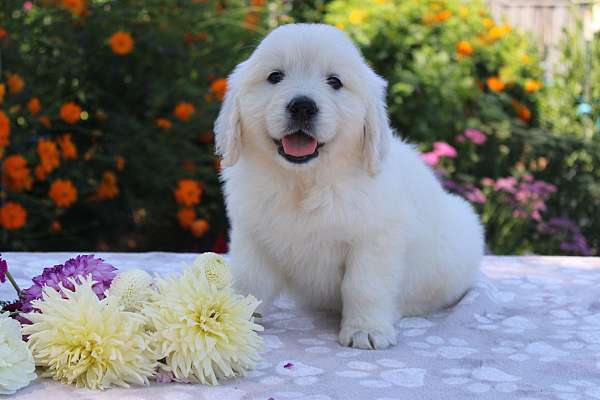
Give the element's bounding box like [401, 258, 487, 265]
[1, 253, 599, 400]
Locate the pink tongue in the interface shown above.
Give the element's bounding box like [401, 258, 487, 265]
[282, 134, 318, 157]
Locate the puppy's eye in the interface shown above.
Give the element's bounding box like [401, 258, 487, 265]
[327, 75, 343, 90]
[267, 71, 284, 84]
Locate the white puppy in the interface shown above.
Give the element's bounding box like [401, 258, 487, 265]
[215, 23, 484, 350]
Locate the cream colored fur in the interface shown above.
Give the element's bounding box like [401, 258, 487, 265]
[215, 23, 484, 349]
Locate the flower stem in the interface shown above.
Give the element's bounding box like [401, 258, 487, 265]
[5, 271, 21, 296]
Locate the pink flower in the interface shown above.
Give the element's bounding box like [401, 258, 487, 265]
[495, 176, 517, 192]
[464, 128, 487, 145]
[465, 188, 487, 204]
[421, 151, 440, 167]
[433, 142, 457, 158]
[481, 177, 494, 187]
[455, 134, 466, 143]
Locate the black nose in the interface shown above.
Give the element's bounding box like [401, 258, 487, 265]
[287, 96, 318, 120]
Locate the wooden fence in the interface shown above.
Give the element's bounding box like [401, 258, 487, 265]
[488, 0, 599, 74]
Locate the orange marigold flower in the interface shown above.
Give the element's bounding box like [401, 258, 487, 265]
[39, 115, 51, 128]
[0, 111, 10, 147]
[109, 31, 134, 56]
[51, 220, 62, 232]
[487, 25, 509, 42]
[2, 155, 33, 192]
[251, 0, 265, 6]
[155, 117, 173, 129]
[184, 32, 208, 43]
[456, 40, 473, 57]
[61, 0, 86, 16]
[524, 79, 543, 93]
[57, 134, 78, 160]
[49, 179, 78, 208]
[482, 18, 494, 28]
[173, 102, 196, 122]
[210, 79, 228, 102]
[60, 102, 81, 124]
[177, 207, 196, 229]
[243, 11, 260, 30]
[7, 73, 24, 94]
[512, 100, 532, 122]
[487, 77, 505, 92]
[93, 171, 119, 201]
[434, 10, 452, 22]
[0, 27, 7, 40]
[0, 84, 5, 103]
[190, 219, 210, 238]
[174, 179, 202, 206]
[115, 155, 126, 171]
[0, 202, 27, 230]
[27, 97, 41, 115]
[37, 139, 60, 173]
[34, 164, 47, 181]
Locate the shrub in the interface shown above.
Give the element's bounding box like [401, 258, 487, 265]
[325, 0, 544, 142]
[325, 0, 596, 255]
[0, 0, 268, 251]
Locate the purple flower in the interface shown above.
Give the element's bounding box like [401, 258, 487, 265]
[464, 128, 487, 145]
[0, 256, 7, 283]
[20, 255, 117, 312]
[433, 142, 457, 158]
[538, 218, 592, 256]
[421, 151, 440, 167]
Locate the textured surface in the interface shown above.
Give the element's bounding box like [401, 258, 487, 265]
[1, 253, 600, 400]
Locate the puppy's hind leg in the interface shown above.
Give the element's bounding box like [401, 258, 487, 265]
[228, 232, 285, 314]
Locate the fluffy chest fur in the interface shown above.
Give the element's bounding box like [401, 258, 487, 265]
[223, 157, 383, 307]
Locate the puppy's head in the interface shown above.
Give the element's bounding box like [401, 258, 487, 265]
[215, 23, 390, 175]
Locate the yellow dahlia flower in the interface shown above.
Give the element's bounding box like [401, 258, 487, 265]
[108, 269, 155, 312]
[22, 278, 158, 390]
[144, 267, 263, 385]
[191, 252, 232, 289]
[0, 312, 36, 395]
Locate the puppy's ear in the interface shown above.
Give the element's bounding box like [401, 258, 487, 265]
[214, 62, 246, 167]
[363, 70, 391, 176]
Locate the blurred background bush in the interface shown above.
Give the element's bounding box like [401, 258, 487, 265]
[0, 0, 598, 255]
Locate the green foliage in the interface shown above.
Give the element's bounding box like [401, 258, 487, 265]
[540, 24, 600, 139]
[0, 0, 267, 251]
[1, 0, 597, 256]
[325, 0, 596, 255]
[325, 0, 544, 141]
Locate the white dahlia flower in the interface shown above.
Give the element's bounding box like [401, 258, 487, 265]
[144, 267, 263, 385]
[108, 269, 155, 312]
[191, 252, 232, 289]
[0, 312, 36, 395]
[22, 278, 158, 390]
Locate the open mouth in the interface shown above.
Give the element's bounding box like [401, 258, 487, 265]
[274, 131, 323, 164]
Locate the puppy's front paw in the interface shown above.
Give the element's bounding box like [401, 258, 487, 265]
[339, 323, 398, 350]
